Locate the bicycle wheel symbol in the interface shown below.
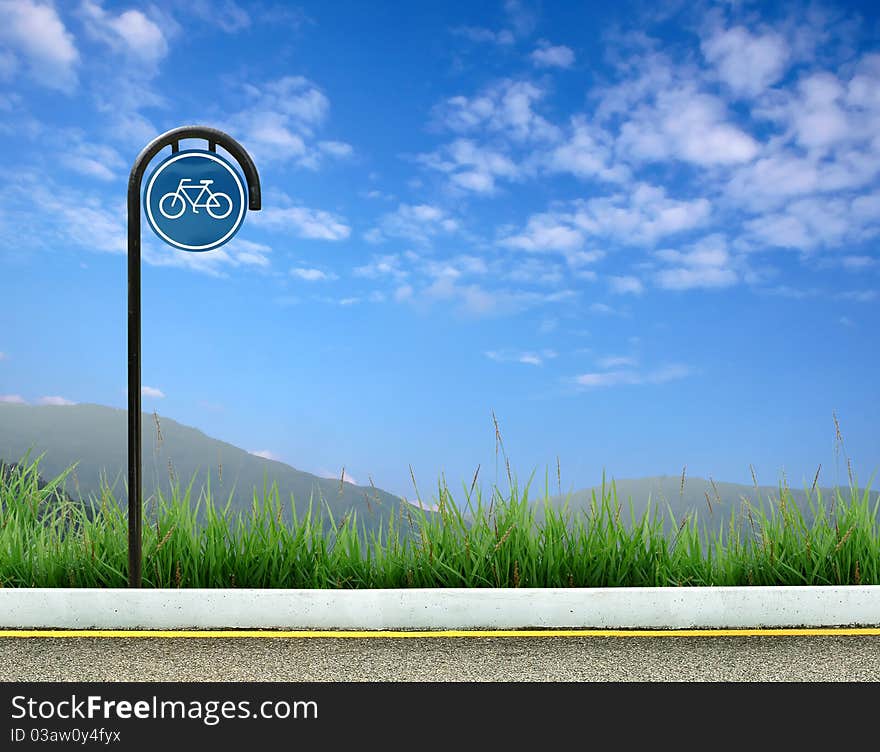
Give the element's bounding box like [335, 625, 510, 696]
[205, 192, 232, 219]
[159, 192, 186, 219]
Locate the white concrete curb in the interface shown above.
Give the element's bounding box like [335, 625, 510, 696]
[1, 587, 880, 629]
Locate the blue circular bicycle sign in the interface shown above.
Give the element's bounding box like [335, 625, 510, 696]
[144, 149, 246, 252]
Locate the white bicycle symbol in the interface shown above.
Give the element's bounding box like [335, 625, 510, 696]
[159, 179, 233, 220]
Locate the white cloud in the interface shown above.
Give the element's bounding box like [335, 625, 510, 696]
[486, 349, 557, 366]
[567, 250, 605, 268]
[574, 363, 690, 389]
[318, 140, 353, 158]
[291, 267, 336, 282]
[402, 267, 574, 317]
[445, 286, 504, 315]
[0, 174, 127, 255]
[725, 152, 822, 210]
[730, 57, 880, 208]
[506, 257, 565, 286]
[419, 138, 520, 194]
[518, 354, 543, 366]
[546, 116, 630, 183]
[840, 290, 877, 303]
[852, 192, 880, 223]
[394, 285, 413, 302]
[504, 184, 710, 258]
[501, 213, 584, 253]
[141, 238, 272, 276]
[656, 266, 738, 290]
[0, 0, 78, 91]
[423, 78, 574, 193]
[60, 140, 126, 181]
[841, 256, 876, 270]
[425, 256, 488, 278]
[504, 0, 536, 37]
[246, 76, 329, 126]
[573, 184, 712, 244]
[408, 205, 443, 222]
[592, 46, 759, 166]
[609, 276, 644, 295]
[257, 199, 350, 241]
[618, 85, 758, 166]
[142, 386, 165, 398]
[657, 235, 731, 268]
[435, 79, 559, 142]
[80, 1, 168, 65]
[102, 108, 158, 151]
[368, 204, 458, 246]
[654, 234, 739, 290]
[37, 396, 75, 406]
[0, 394, 26, 404]
[758, 285, 819, 300]
[648, 364, 692, 383]
[250, 449, 281, 461]
[589, 302, 620, 316]
[573, 371, 634, 388]
[228, 77, 348, 168]
[227, 239, 272, 268]
[183, 0, 251, 33]
[701, 25, 790, 97]
[362, 189, 394, 201]
[314, 291, 386, 307]
[354, 254, 409, 280]
[452, 26, 515, 46]
[744, 195, 876, 252]
[239, 113, 307, 160]
[848, 54, 880, 111]
[597, 355, 637, 369]
[788, 73, 851, 153]
[746, 214, 817, 249]
[245, 76, 330, 125]
[530, 43, 575, 69]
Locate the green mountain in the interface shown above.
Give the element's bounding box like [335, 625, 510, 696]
[0, 402, 420, 535]
[535, 474, 869, 539]
[3, 402, 870, 543]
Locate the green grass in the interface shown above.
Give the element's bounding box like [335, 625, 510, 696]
[1, 452, 879, 588]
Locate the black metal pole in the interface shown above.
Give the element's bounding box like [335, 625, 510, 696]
[127, 163, 143, 588]
[127, 126, 261, 587]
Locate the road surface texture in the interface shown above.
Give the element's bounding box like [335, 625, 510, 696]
[2, 635, 880, 681]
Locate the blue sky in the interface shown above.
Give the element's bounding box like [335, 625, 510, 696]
[0, 0, 878, 501]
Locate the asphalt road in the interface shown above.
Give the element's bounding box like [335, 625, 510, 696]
[2, 635, 880, 681]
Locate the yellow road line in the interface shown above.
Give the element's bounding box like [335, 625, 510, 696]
[1, 628, 880, 638]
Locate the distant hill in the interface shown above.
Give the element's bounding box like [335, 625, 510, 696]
[535, 474, 871, 539]
[0, 402, 424, 536]
[4, 403, 872, 544]
[0, 459, 68, 498]
[0, 458, 103, 532]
